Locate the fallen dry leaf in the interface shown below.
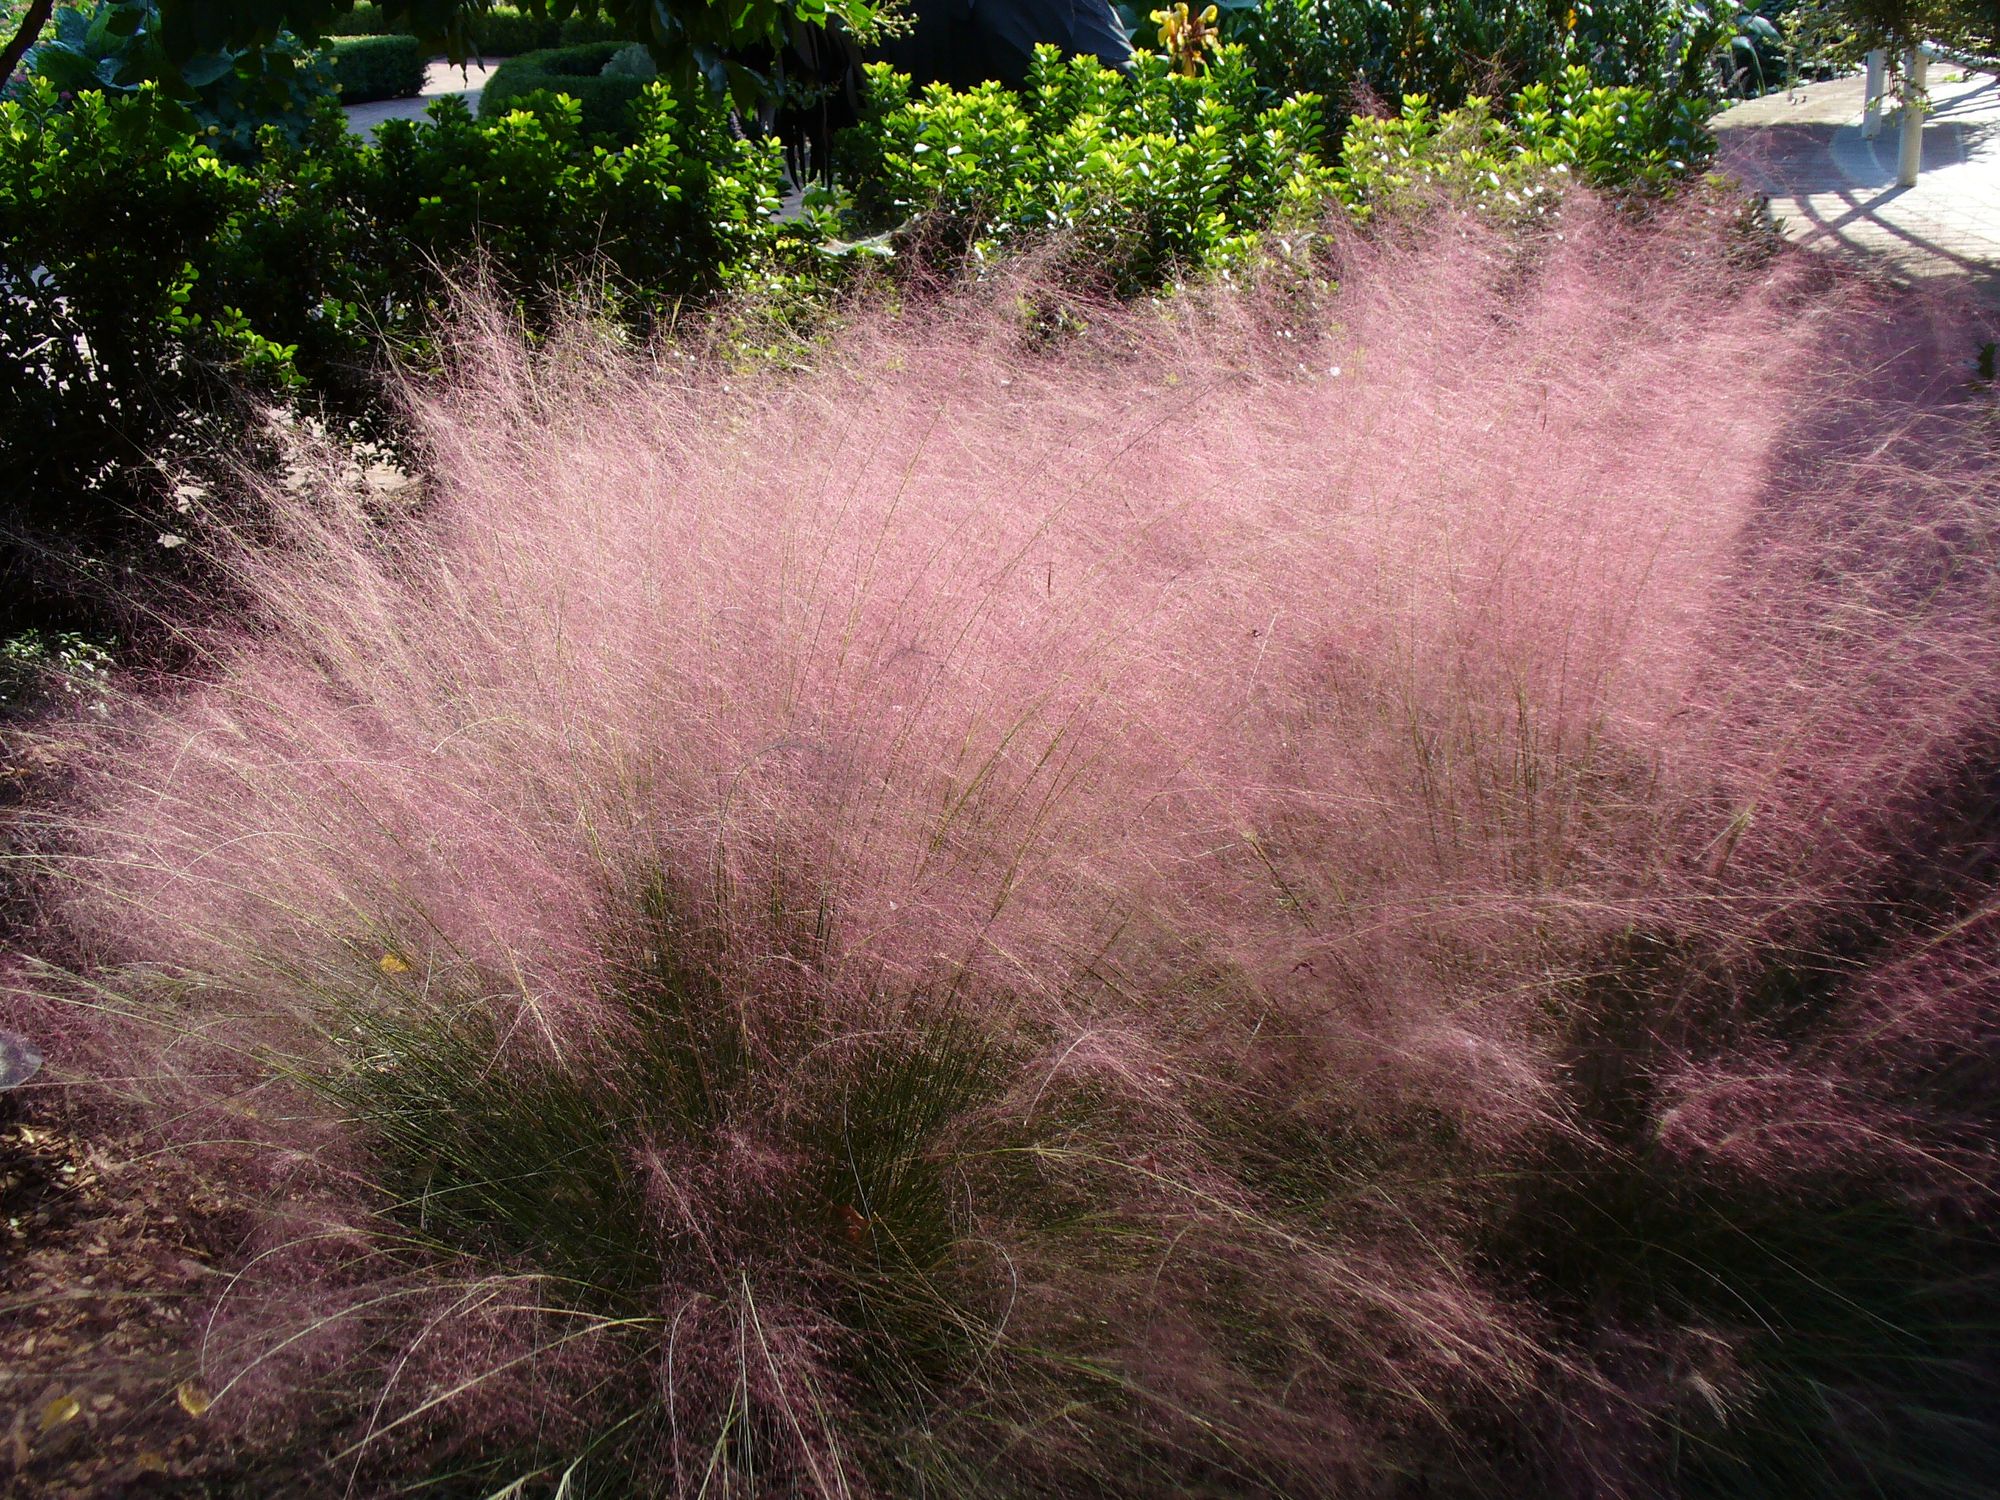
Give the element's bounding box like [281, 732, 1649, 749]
[37, 1393, 80, 1434]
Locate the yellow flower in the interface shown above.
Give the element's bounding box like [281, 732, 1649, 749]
[1152, 1, 1223, 76]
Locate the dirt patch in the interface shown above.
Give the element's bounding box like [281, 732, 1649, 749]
[0, 1100, 244, 1496]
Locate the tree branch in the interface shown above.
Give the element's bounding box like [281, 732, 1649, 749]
[1, 0, 55, 89]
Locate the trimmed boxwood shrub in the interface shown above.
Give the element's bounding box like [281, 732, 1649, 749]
[479, 42, 641, 139]
[552, 13, 626, 45]
[478, 6, 623, 53]
[328, 3, 621, 53]
[328, 34, 428, 103]
[458, 6, 564, 54]
[325, 1, 394, 36]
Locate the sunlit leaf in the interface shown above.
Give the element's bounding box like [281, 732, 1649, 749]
[38, 1393, 81, 1433]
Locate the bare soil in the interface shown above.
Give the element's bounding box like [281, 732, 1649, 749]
[0, 1100, 245, 1497]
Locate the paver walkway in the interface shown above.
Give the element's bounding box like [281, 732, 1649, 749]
[342, 58, 502, 140]
[1713, 65, 2000, 299]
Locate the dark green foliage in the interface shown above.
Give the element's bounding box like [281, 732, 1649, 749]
[66, 0, 893, 123]
[290, 878, 1016, 1489]
[1811, 0, 2000, 52]
[325, 1, 620, 52]
[324, 1, 399, 35]
[243, 875, 1524, 1493]
[0, 75, 802, 629]
[326, 30, 424, 100]
[372, 85, 791, 315]
[1490, 922, 2000, 1499]
[325, 956, 996, 1316]
[0, 81, 284, 631]
[476, 39, 637, 137]
[472, 1, 620, 49]
[110, 1, 600, 66]
[1556, 1157, 1996, 1497]
[18, 1, 337, 153]
[1213, 0, 1787, 112]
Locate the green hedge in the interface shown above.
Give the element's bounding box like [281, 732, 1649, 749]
[325, 1, 394, 36]
[328, 3, 621, 53]
[1, 78, 801, 626]
[479, 42, 642, 139]
[329, 34, 428, 103]
[459, 6, 566, 53]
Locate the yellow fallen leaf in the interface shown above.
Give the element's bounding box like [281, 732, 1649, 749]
[175, 1380, 211, 1418]
[38, 1393, 80, 1433]
[135, 1450, 170, 1474]
[378, 952, 411, 975]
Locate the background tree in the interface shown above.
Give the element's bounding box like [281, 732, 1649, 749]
[4, 0, 892, 103]
[1, 1, 55, 82]
[1786, 0, 2000, 69]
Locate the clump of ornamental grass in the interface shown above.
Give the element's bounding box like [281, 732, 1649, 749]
[8, 200, 2000, 1495]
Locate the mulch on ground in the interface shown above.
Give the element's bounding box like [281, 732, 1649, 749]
[0, 1101, 244, 1497]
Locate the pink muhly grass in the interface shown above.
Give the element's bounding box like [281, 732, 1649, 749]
[8, 198, 2000, 1495]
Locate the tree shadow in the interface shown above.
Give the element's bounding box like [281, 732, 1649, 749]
[1716, 119, 2000, 294]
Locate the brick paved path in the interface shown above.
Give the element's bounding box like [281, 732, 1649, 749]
[1713, 66, 2000, 300]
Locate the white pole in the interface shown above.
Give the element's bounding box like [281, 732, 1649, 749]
[1897, 45, 1927, 187]
[1863, 48, 1886, 138]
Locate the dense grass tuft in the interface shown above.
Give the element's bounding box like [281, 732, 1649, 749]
[10, 203, 2000, 1495]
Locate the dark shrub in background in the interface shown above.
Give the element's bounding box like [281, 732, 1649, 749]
[478, 41, 643, 139]
[327, 33, 427, 103]
[0, 76, 796, 634]
[326, 1, 621, 52]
